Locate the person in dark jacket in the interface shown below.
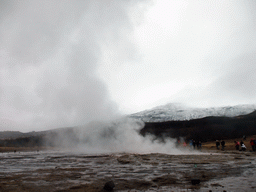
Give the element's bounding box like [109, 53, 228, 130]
[198, 141, 202, 149]
[192, 140, 196, 149]
[234, 141, 240, 150]
[221, 140, 225, 150]
[216, 140, 220, 150]
[250, 138, 255, 151]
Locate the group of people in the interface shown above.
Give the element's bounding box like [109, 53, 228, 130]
[215, 140, 225, 150]
[234, 140, 246, 151]
[176, 136, 256, 152]
[190, 140, 202, 149]
[216, 137, 256, 152]
[235, 138, 256, 152]
[175, 138, 202, 150]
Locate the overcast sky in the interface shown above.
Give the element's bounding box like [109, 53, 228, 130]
[1, 0, 256, 132]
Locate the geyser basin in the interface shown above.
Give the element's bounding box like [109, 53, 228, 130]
[0, 150, 256, 191]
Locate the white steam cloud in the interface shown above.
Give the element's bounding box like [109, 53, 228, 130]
[44, 117, 186, 154]
[0, 0, 148, 132]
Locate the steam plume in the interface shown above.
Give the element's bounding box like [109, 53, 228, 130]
[0, 0, 148, 132]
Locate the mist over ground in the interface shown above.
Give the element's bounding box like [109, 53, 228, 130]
[45, 117, 186, 154]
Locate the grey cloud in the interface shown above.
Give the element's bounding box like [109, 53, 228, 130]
[173, 52, 256, 108]
[0, 1, 89, 65]
[211, 53, 256, 101]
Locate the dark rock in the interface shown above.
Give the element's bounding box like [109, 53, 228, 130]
[103, 180, 115, 191]
[191, 179, 200, 185]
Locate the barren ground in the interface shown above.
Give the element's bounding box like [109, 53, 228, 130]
[0, 137, 256, 192]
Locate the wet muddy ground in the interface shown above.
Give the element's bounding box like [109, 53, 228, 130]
[0, 149, 256, 192]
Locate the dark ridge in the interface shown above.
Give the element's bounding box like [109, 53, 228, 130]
[1, 111, 256, 147]
[0, 131, 24, 139]
[140, 110, 256, 142]
[236, 110, 256, 119]
[0, 127, 78, 148]
[0, 135, 45, 147]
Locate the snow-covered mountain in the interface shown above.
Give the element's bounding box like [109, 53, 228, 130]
[130, 103, 256, 122]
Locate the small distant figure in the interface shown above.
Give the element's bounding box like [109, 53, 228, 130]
[216, 140, 220, 150]
[189, 140, 193, 149]
[221, 140, 225, 150]
[241, 143, 246, 151]
[196, 140, 199, 149]
[234, 141, 240, 150]
[198, 141, 202, 149]
[192, 140, 196, 149]
[243, 135, 246, 140]
[175, 139, 180, 147]
[250, 138, 255, 151]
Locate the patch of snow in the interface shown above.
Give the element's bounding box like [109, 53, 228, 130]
[130, 103, 256, 122]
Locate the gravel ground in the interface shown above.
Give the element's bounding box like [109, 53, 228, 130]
[0, 148, 256, 192]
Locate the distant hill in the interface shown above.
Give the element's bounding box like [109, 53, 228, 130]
[0, 127, 77, 147]
[130, 103, 256, 122]
[0, 131, 24, 139]
[0, 130, 49, 140]
[1, 104, 256, 147]
[140, 110, 256, 142]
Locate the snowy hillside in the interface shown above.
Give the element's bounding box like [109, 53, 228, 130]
[130, 103, 256, 122]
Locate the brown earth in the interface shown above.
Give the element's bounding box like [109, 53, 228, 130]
[1, 143, 256, 192]
[0, 146, 50, 153]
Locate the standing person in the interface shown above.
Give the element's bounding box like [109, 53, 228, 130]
[216, 140, 220, 150]
[234, 141, 240, 150]
[198, 141, 202, 149]
[241, 143, 246, 151]
[250, 138, 255, 151]
[189, 140, 193, 149]
[221, 140, 225, 150]
[175, 138, 180, 147]
[192, 140, 196, 149]
[195, 140, 199, 149]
